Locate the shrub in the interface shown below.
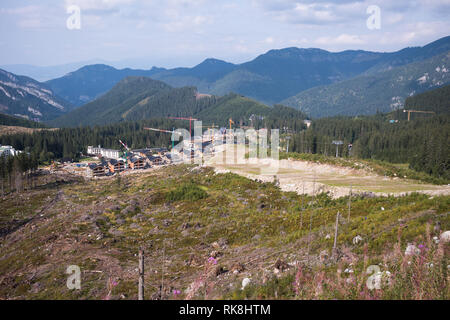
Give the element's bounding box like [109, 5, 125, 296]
[166, 181, 208, 202]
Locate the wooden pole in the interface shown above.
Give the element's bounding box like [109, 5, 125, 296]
[138, 248, 144, 300]
[347, 185, 352, 223]
[300, 182, 304, 229]
[333, 212, 340, 256]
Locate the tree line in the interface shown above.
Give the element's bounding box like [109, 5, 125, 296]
[0, 152, 39, 195]
[288, 114, 449, 180]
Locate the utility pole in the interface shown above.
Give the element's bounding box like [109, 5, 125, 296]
[138, 248, 144, 300]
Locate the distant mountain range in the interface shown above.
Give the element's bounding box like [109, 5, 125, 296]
[42, 36, 450, 108]
[1, 36, 450, 122]
[0, 69, 73, 121]
[0, 59, 109, 82]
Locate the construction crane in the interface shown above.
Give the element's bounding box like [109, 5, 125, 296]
[229, 118, 234, 131]
[168, 117, 198, 138]
[403, 109, 436, 121]
[118, 140, 131, 165]
[118, 139, 130, 152]
[144, 127, 181, 149]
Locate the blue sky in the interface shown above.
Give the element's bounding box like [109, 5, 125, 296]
[1, 0, 449, 68]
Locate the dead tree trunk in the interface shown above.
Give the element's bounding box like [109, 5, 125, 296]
[347, 185, 352, 222]
[333, 212, 340, 257]
[138, 248, 144, 300]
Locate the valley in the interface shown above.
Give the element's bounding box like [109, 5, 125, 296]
[0, 31, 449, 303]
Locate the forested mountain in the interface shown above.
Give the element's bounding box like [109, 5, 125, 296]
[44, 36, 450, 108]
[0, 113, 48, 128]
[0, 69, 72, 121]
[404, 83, 450, 114]
[45, 59, 234, 107]
[49, 76, 306, 128]
[282, 51, 450, 118]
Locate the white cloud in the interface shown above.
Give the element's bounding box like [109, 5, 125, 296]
[64, 0, 136, 12]
[264, 37, 275, 44]
[315, 33, 365, 45]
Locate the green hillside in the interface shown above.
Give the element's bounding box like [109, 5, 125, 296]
[49, 77, 305, 128]
[404, 83, 450, 114]
[282, 51, 450, 118]
[0, 113, 48, 128]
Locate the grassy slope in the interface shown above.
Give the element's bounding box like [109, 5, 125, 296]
[0, 165, 448, 300]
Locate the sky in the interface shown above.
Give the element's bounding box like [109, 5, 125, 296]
[0, 0, 449, 68]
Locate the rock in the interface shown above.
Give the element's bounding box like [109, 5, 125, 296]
[108, 228, 124, 237]
[116, 218, 125, 225]
[352, 235, 363, 245]
[210, 250, 221, 258]
[252, 234, 261, 241]
[130, 199, 139, 206]
[405, 244, 420, 256]
[241, 278, 251, 290]
[129, 223, 141, 230]
[231, 263, 245, 274]
[109, 205, 121, 211]
[121, 205, 136, 215]
[181, 230, 190, 237]
[211, 241, 220, 249]
[440, 231, 450, 243]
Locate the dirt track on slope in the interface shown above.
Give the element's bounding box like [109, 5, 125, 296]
[206, 145, 450, 199]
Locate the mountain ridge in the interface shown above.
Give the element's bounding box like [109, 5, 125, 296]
[41, 36, 450, 108]
[282, 51, 450, 117]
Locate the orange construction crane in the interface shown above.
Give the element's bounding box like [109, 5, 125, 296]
[403, 109, 436, 121]
[168, 116, 198, 137]
[229, 118, 234, 131]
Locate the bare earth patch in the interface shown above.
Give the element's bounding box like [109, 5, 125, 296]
[207, 145, 450, 198]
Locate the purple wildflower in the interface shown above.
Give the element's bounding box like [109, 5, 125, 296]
[208, 257, 218, 265]
[173, 289, 181, 296]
